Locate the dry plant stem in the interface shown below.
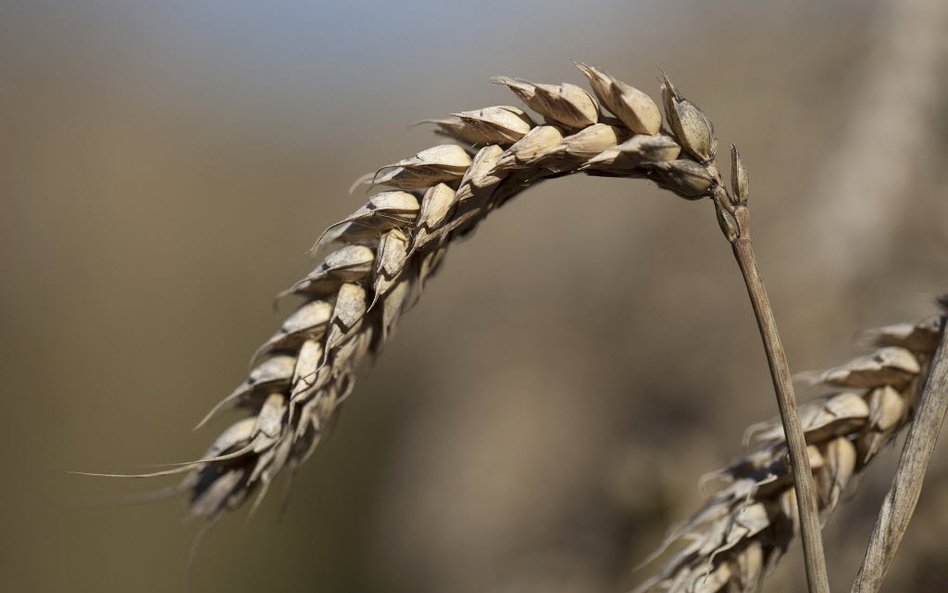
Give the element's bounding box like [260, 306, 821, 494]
[729, 206, 831, 593]
[851, 319, 948, 593]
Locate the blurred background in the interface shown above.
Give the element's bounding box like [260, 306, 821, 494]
[2, 0, 947, 591]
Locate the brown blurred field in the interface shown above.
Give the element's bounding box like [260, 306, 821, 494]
[2, 1, 946, 592]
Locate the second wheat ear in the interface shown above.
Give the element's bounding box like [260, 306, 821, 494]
[84, 63, 831, 593]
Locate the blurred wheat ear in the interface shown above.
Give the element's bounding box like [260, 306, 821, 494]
[634, 308, 946, 593]
[82, 62, 948, 593]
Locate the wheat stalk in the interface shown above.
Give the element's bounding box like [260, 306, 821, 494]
[634, 307, 946, 593]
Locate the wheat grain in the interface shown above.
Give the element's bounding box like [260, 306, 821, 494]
[633, 305, 947, 593]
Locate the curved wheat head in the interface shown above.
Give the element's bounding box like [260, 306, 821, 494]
[105, 63, 733, 523]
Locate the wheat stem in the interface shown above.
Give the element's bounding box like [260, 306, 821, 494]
[728, 205, 830, 593]
[851, 317, 948, 593]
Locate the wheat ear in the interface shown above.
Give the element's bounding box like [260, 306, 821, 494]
[635, 305, 947, 593]
[91, 63, 735, 525]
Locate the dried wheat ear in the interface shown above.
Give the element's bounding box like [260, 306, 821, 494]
[633, 308, 946, 593]
[116, 63, 726, 525]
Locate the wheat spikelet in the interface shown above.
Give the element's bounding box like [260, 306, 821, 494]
[113, 62, 736, 527]
[634, 306, 946, 593]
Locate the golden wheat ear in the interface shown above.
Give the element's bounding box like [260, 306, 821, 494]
[118, 62, 738, 530]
